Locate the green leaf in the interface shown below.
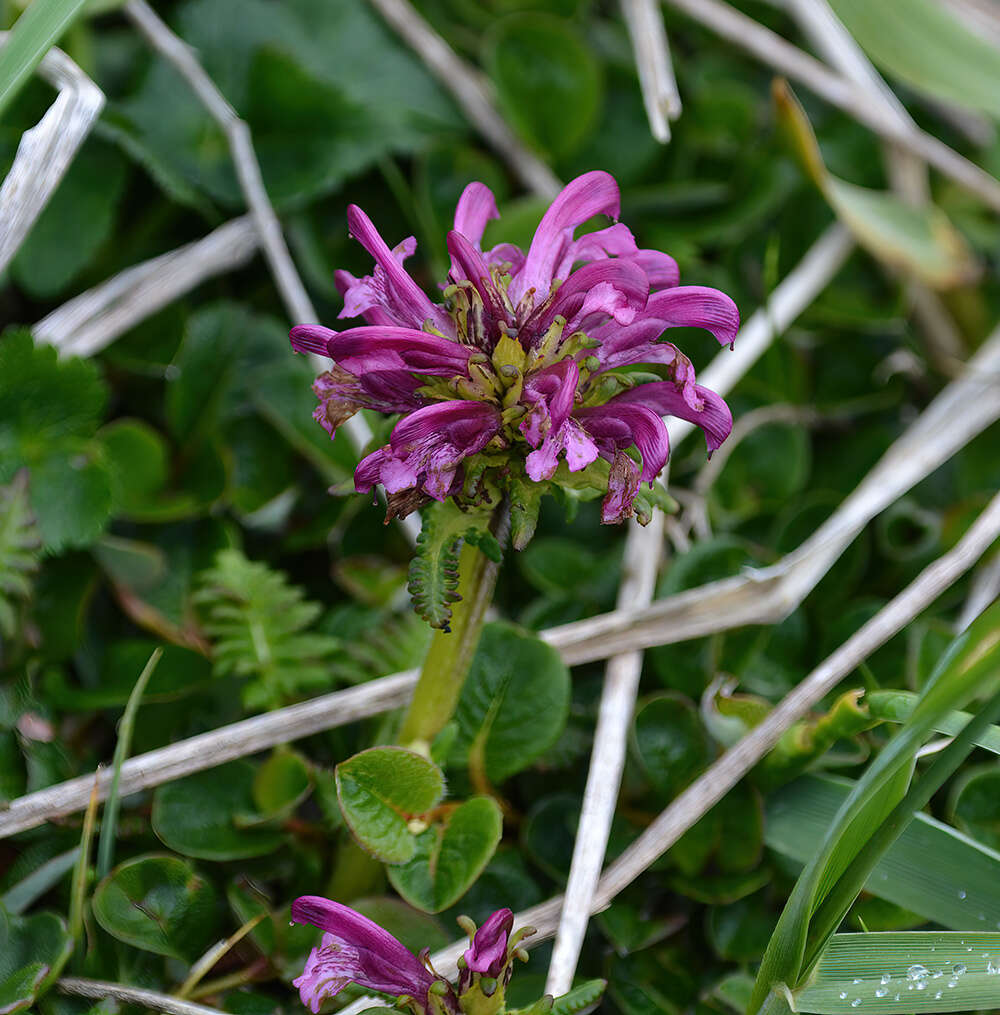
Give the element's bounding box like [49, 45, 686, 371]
[794, 932, 1000, 1014]
[96, 649, 161, 879]
[767, 773, 1000, 934]
[387, 795, 503, 917]
[773, 80, 978, 290]
[828, 0, 1000, 120]
[336, 747, 445, 864]
[0, 0, 90, 116]
[550, 979, 607, 1015]
[1, 848, 79, 915]
[28, 443, 114, 552]
[509, 473, 545, 551]
[866, 691, 1000, 755]
[0, 473, 40, 641]
[449, 621, 570, 784]
[632, 693, 713, 800]
[99, 419, 170, 518]
[109, 0, 456, 208]
[948, 765, 1000, 850]
[166, 304, 290, 448]
[0, 332, 112, 552]
[0, 909, 73, 1010]
[194, 547, 341, 710]
[388, 796, 503, 912]
[484, 13, 602, 159]
[11, 140, 127, 299]
[0, 963, 46, 1015]
[408, 500, 497, 631]
[152, 762, 286, 860]
[252, 748, 313, 819]
[91, 854, 219, 961]
[750, 602, 1000, 1013]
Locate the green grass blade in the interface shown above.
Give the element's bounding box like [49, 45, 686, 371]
[96, 647, 161, 879]
[804, 687, 1000, 970]
[866, 691, 1000, 754]
[0, 0, 91, 117]
[0, 846, 80, 914]
[68, 776, 100, 946]
[767, 774, 1000, 932]
[795, 932, 1000, 1014]
[749, 602, 1000, 1014]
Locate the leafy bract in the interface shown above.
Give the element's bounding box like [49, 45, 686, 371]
[408, 500, 500, 631]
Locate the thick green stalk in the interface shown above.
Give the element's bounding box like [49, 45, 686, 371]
[399, 521, 504, 750]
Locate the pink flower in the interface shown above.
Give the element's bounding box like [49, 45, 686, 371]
[291, 171, 738, 525]
[291, 896, 458, 1013]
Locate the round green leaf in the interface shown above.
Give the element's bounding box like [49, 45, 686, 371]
[252, 749, 313, 818]
[388, 796, 503, 913]
[450, 621, 570, 783]
[99, 419, 169, 515]
[949, 765, 1000, 850]
[29, 443, 114, 552]
[92, 854, 218, 961]
[632, 693, 713, 800]
[484, 13, 602, 159]
[336, 747, 445, 864]
[0, 909, 72, 1009]
[152, 761, 286, 860]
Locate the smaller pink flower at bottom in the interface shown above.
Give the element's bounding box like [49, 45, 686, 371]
[291, 896, 459, 1014]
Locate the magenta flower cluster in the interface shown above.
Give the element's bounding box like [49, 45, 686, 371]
[291, 171, 738, 524]
[291, 895, 520, 1014]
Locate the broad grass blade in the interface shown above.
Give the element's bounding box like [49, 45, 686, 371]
[796, 932, 1000, 1014]
[0, 0, 91, 116]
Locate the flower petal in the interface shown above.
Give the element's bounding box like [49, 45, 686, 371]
[292, 897, 421, 974]
[642, 286, 740, 347]
[525, 418, 598, 481]
[347, 205, 450, 332]
[453, 182, 500, 246]
[577, 402, 669, 482]
[290, 324, 337, 357]
[356, 401, 502, 500]
[602, 451, 642, 523]
[509, 171, 622, 306]
[464, 909, 514, 977]
[327, 326, 472, 376]
[627, 249, 681, 290]
[447, 230, 513, 326]
[553, 222, 637, 279]
[519, 358, 579, 447]
[532, 259, 649, 335]
[616, 381, 733, 453]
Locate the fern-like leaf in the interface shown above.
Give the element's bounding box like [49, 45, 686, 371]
[194, 548, 341, 709]
[407, 500, 498, 631]
[0, 472, 41, 641]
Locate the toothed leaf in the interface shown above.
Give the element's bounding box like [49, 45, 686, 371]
[0, 472, 41, 641]
[407, 500, 496, 630]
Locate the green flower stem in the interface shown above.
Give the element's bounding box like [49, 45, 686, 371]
[399, 509, 507, 750]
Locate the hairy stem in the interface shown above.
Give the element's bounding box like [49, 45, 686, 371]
[399, 506, 508, 749]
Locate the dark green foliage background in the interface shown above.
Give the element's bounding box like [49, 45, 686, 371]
[2, 0, 1000, 1013]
